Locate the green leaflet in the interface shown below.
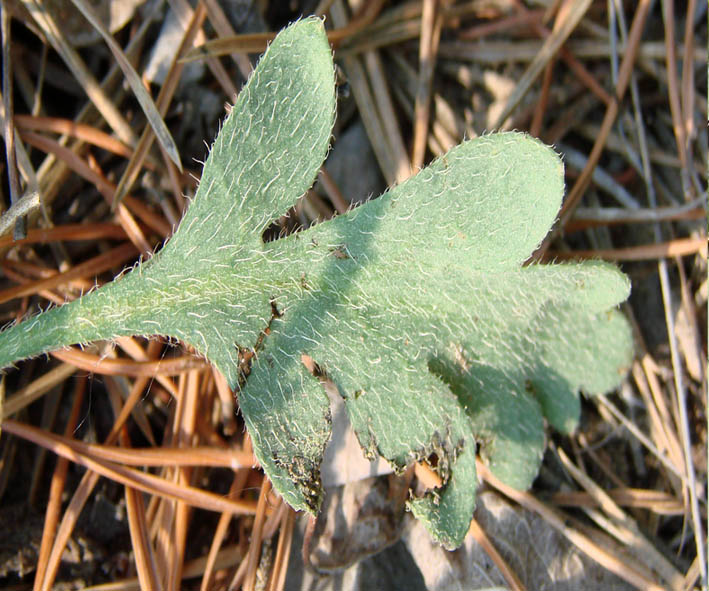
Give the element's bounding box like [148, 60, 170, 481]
[0, 18, 633, 549]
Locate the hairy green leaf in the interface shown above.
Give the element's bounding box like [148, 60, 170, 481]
[0, 18, 633, 549]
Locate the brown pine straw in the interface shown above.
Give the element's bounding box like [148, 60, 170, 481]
[317, 167, 349, 215]
[20, 129, 163, 250]
[200, 465, 253, 591]
[477, 460, 666, 591]
[0, 242, 138, 304]
[1, 419, 259, 515]
[529, 51, 554, 138]
[490, 0, 595, 130]
[209, 366, 236, 433]
[19, 135, 147, 249]
[512, 0, 613, 107]
[81, 545, 244, 590]
[228, 483, 286, 591]
[680, 0, 697, 151]
[0, 419, 254, 468]
[550, 488, 686, 516]
[457, 9, 545, 42]
[50, 347, 208, 377]
[660, 0, 689, 191]
[14, 114, 139, 161]
[243, 477, 273, 591]
[0, 2, 703, 590]
[1, 363, 77, 418]
[181, 0, 385, 62]
[0, 265, 65, 305]
[267, 507, 297, 591]
[0, 222, 127, 248]
[104, 371, 157, 447]
[119, 417, 160, 591]
[1, 257, 88, 283]
[363, 50, 411, 182]
[32, 376, 85, 591]
[555, 446, 684, 589]
[34, 353, 163, 589]
[468, 518, 526, 591]
[411, 0, 443, 170]
[18, 0, 137, 146]
[113, 337, 180, 400]
[551, 0, 653, 234]
[546, 236, 707, 262]
[113, 1, 207, 208]
[330, 0, 411, 185]
[199, 0, 252, 79]
[172, 370, 202, 589]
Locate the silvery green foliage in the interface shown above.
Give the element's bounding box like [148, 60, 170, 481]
[0, 18, 632, 548]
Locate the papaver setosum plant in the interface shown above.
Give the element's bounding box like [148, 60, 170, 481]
[0, 18, 632, 548]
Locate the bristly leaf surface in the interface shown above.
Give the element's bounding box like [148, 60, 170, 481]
[0, 18, 632, 548]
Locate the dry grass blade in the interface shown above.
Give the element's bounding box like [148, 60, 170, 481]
[631, 360, 686, 482]
[680, 0, 698, 152]
[331, 0, 411, 184]
[167, 0, 238, 97]
[68, 0, 182, 172]
[567, 202, 705, 231]
[1, 2, 24, 240]
[658, 260, 707, 585]
[660, 0, 690, 195]
[200, 0, 254, 78]
[363, 50, 411, 181]
[0, 89, 45, 222]
[0, 189, 39, 236]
